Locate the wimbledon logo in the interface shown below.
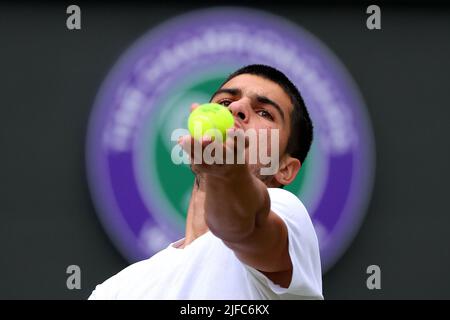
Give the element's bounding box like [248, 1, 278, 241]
[86, 8, 375, 272]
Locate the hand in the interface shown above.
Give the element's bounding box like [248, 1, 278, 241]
[178, 103, 249, 179]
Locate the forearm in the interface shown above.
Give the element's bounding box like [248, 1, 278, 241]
[203, 166, 271, 243]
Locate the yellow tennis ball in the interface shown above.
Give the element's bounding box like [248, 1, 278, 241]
[188, 103, 234, 141]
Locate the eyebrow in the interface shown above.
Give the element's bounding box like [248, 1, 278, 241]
[210, 87, 286, 122]
[210, 88, 241, 100]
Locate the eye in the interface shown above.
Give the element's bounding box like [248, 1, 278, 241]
[217, 99, 232, 107]
[256, 110, 274, 121]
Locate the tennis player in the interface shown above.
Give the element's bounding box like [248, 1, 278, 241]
[89, 64, 323, 300]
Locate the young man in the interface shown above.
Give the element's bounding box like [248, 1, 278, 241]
[89, 64, 323, 300]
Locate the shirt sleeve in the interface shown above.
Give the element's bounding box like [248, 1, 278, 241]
[86, 264, 135, 300]
[87, 278, 119, 300]
[244, 188, 323, 299]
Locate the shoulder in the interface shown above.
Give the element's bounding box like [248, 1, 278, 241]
[267, 187, 305, 205]
[260, 188, 323, 299]
[88, 250, 167, 300]
[267, 188, 311, 224]
[267, 187, 317, 251]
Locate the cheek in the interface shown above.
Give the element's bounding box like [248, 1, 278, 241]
[242, 120, 285, 155]
[263, 127, 289, 158]
[255, 128, 280, 156]
[279, 131, 290, 155]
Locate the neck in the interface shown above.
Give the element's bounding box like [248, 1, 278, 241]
[182, 177, 209, 248]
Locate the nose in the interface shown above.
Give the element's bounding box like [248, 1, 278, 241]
[228, 99, 250, 124]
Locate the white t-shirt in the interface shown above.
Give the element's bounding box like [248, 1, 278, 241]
[88, 188, 323, 300]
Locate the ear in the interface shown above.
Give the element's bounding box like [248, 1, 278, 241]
[273, 155, 301, 186]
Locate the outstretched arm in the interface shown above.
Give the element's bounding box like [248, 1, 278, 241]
[180, 131, 292, 287]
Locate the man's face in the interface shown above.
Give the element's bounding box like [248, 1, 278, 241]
[210, 74, 293, 180]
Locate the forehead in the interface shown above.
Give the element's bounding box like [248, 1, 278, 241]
[221, 74, 293, 114]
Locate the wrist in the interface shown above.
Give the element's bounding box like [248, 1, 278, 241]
[206, 163, 250, 184]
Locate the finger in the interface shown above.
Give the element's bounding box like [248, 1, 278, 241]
[200, 136, 213, 148]
[225, 128, 247, 152]
[190, 103, 200, 112]
[179, 135, 202, 164]
[192, 138, 204, 164]
[229, 128, 250, 165]
[191, 136, 214, 164]
[178, 135, 193, 155]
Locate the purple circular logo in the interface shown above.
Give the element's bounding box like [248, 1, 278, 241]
[86, 7, 375, 272]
